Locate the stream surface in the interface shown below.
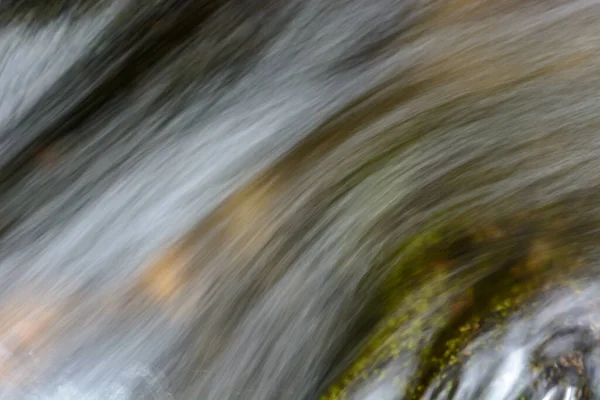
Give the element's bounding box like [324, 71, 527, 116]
[1, 1, 600, 399]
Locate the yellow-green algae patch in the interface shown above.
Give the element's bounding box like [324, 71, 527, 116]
[320, 215, 590, 400]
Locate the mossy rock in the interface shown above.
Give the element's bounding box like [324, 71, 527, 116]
[320, 212, 593, 400]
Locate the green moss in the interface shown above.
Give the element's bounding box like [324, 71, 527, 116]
[321, 213, 592, 400]
[321, 222, 470, 399]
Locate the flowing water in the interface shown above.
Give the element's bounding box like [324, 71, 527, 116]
[1, 0, 600, 399]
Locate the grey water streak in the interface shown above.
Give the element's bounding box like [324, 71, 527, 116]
[0, 0, 600, 399]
